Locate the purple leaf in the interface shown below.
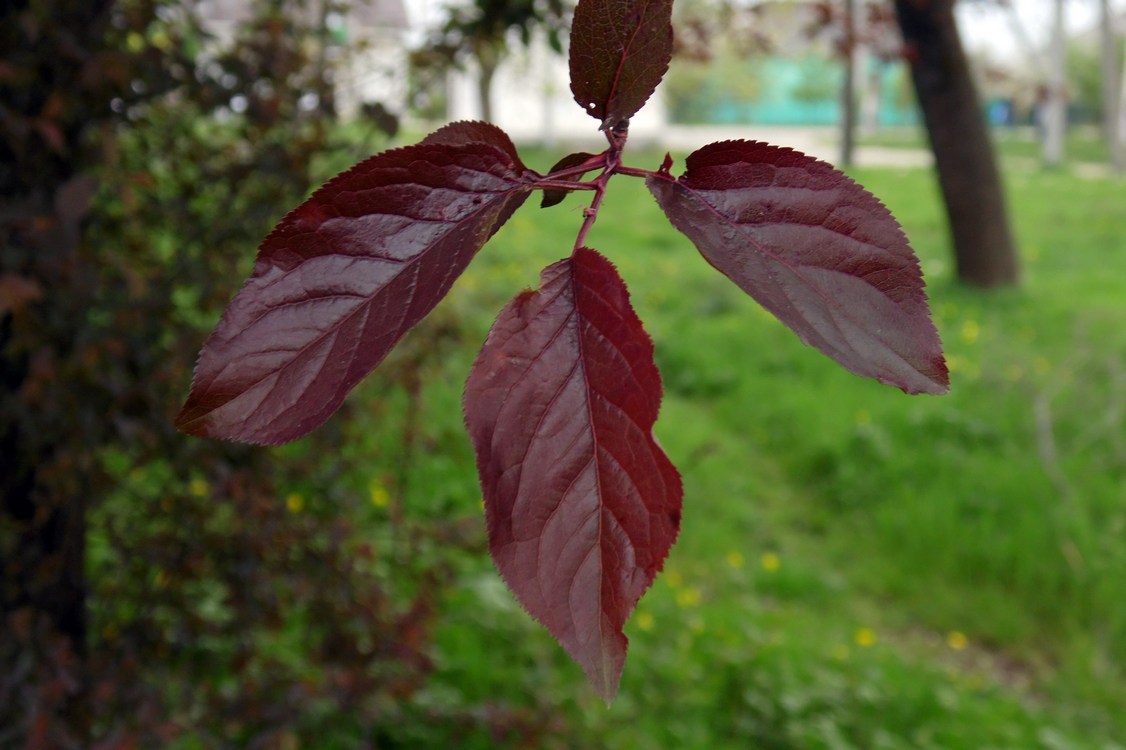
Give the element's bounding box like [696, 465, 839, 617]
[647, 140, 948, 394]
[419, 120, 522, 160]
[541, 151, 598, 208]
[464, 247, 682, 702]
[569, 0, 673, 129]
[177, 127, 537, 444]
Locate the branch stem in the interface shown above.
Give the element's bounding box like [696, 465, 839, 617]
[615, 165, 658, 179]
[535, 179, 599, 192]
[546, 154, 610, 180]
[571, 124, 630, 253]
[573, 182, 608, 251]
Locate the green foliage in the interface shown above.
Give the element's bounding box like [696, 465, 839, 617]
[664, 49, 762, 123]
[409, 0, 570, 118]
[7, 0, 1124, 744]
[862, 126, 1113, 166]
[375, 155, 1125, 746]
[3, 0, 556, 745]
[1067, 36, 1125, 124]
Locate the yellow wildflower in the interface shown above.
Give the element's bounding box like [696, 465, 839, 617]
[725, 551, 745, 570]
[286, 493, 304, 513]
[675, 587, 702, 608]
[760, 552, 780, 573]
[854, 628, 876, 648]
[946, 631, 968, 650]
[368, 478, 389, 508]
[636, 611, 655, 631]
[960, 319, 980, 345]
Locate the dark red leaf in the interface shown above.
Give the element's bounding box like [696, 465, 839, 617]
[541, 151, 597, 208]
[419, 120, 521, 163]
[647, 140, 948, 394]
[464, 247, 682, 702]
[177, 130, 537, 444]
[569, 0, 673, 129]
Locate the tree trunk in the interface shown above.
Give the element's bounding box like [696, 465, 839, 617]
[1116, 37, 1126, 173]
[0, 3, 102, 648]
[862, 61, 884, 134]
[477, 55, 498, 123]
[894, 0, 1020, 287]
[1, 461, 88, 654]
[2, 1, 117, 742]
[1042, 0, 1067, 167]
[1099, 0, 1121, 149]
[839, 0, 857, 167]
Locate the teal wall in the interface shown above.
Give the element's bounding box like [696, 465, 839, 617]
[672, 56, 918, 127]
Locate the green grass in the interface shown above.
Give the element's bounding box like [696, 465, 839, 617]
[324, 153, 1126, 747]
[860, 125, 1116, 167]
[118, 136, 1126, 746]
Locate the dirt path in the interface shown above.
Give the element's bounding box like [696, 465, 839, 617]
[653, 125, 933, 169]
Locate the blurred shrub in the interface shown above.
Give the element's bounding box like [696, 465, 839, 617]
[2, 1, 565, 746]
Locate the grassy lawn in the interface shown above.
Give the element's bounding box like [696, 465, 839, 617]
[316, 146, 1126, 747]
[860, 125, 1116, 167]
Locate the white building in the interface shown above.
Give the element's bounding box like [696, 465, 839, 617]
[442, 29, 670, 147]
[196, 0, 412, 118]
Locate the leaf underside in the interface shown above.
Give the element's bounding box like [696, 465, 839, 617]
[177, 122, 535, 444]
[541, 151, 597, 208]
[569, 0, 673, 129]
[647, 140, 949, 394]
[464, 247, 682, 702]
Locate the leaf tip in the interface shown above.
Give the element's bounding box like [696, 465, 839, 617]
[583, 639, 625, 705]
[887, 355, 950, 396]
[926, 362, 951, 395]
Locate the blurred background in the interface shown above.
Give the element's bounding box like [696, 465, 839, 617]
[2, 0, 1125, 747]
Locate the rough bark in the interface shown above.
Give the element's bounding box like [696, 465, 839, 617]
[894, 0, 1019, 287]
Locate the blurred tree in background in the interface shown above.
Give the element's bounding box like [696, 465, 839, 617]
[665, 0, 1021, 288]
[1, 1, 563, 746]
[410, 0, 570, 121]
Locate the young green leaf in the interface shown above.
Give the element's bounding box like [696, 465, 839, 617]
[464, 247, 682, 702]
[569, 0, 673, 129]
[177, 125, 537, 444]
[647, 140, 948, 394]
